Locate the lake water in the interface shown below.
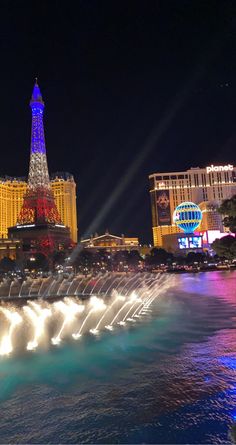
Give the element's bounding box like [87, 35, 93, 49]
[0, 271, 235, 444]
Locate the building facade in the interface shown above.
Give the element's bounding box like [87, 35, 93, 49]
[51, 173, 78, 243]
[81, 231, 139, 252]
[0, 174, 77, 243]
[0, 177, 27, 239]
[149, 164, 236, 246]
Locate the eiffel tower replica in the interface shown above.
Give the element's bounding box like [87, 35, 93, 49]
[9, 80, 70, 262]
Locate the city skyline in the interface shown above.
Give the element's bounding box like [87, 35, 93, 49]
[0, 3, 235, 444]
[1, 1, 235, 243]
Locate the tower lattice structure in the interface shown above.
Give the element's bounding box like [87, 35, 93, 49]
[9, 81, 71, 260]
[17, 81, 62, 226]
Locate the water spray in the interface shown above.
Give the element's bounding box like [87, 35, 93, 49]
[0, 308, 22, 356]
[105, 294, 137, 330]
[52, 299, 84, 345]
[24, 302, 52, 351]
[122, 295, 142, 322]
[72, 297, 106, 339]
[90, 294, 125, 335]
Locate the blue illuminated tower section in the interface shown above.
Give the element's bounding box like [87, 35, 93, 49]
[28, 80, 50, 190]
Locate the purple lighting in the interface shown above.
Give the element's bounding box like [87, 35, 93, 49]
[30, 82, 44, 105]
[29, 81, 46, 156]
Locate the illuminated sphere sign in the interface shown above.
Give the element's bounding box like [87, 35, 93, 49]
[173, 202, 202, 234]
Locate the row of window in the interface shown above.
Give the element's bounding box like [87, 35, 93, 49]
[155, 174, 188, 180]
[152, 172, 235, 186]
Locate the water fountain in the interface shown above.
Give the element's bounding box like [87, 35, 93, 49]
[0, 272, 175, 357]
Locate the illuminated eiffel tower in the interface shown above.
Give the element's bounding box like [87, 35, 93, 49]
[9, 80, 70, 261]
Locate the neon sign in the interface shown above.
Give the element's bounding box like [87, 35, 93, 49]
[206, 164, 233, 174]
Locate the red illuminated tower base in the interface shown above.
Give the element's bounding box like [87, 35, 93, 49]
[9, 81, 71, 265]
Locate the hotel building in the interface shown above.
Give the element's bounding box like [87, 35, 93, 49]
[0, 177, 27, 240]
[0, 173, 78, 243]
[149, 164, 236, 247]
[81, 231, 139, 252]
[50, 172, 78, 243]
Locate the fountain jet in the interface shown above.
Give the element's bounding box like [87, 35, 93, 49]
[122, 296, 142, 322]
[0, 308, 22, 355]
[24, 302, 52, 350]
[72, 297, 106, 339]
[52, 299, 84, 345]
[105, 294, 138, 330]
[90, 294, 125, 334]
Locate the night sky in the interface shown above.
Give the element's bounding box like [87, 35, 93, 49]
[1, 0, 235, 243]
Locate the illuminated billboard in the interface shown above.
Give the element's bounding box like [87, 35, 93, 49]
[178, 237, 189, 249]
[156, 190, 171, 226]
[188, 236, 202, 249]
[178, 235, 202, 250]
[196, 230, 226, 245]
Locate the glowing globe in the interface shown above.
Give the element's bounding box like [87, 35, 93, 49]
[173, 202, 202, 233]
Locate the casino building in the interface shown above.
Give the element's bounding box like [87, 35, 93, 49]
[149, 164, 236, 247]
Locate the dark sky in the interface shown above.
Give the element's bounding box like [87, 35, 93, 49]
[0, 0, 236, 243]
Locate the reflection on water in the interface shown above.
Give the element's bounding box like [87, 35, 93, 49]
[0, 271, 235, 444]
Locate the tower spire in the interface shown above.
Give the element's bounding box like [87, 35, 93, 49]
[30, 79, 44, 107]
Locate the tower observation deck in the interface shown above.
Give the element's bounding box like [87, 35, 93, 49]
[9, 81, 71, 262]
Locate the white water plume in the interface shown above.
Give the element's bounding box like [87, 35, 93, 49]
[24, 302, 52, 351]
[72, 297, 106, 339]
[90, 293, 125, 335]
[0, 308, 22, 356]
[122, 296, 142, 322]
[105, 293, 138, 330]
[52, 299, 84, 345]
